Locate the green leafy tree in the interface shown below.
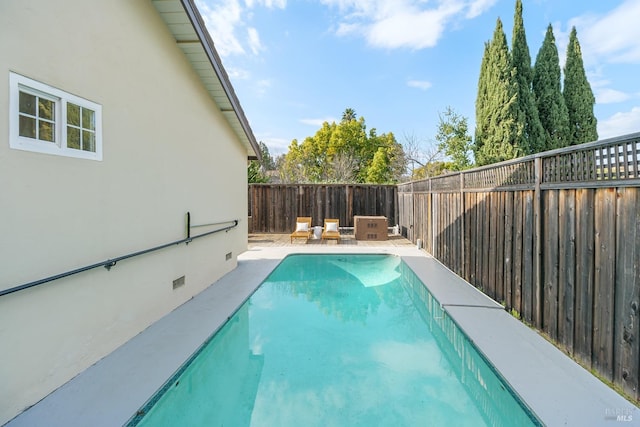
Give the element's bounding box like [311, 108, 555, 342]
[512, 0, 544, 154]
[247, 161, 268, 183]
[247, 141, 275, 183]
[366, 147, 391, 183]
[413, 161, 449, 179]
[329, 115, 367, 179]
[257, 141, 275, 170]
[532, 24, 569, 150]
[436, 107, 472, 171]
[563, 26, 598, 145]
[278, 139, 305, 183]
[279, 109, 406, 183]
[474, 18, 522, 166]
[367, 130, 406, 183]
[342, 108, 357, 122]
[474, 42, 490, 163]
[326, 152, 357, 183]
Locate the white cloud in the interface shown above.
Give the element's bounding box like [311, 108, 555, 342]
[367, 4, 464, 50]
[299, 117, 339, 127]
[196, 0, 284, 57]
[557, 1, 640, 139]
[407, 80, 432, 90]
[568, 0, 640, 65]
[320, 0, 494, 50]
[590, 77, 632, 104]
[598, 107, 640, 139]
[466, 0, 498, 19]
[259, 136, 291, 154]
[226, 67, 251, 80]
[196, 0, 246, 57]
[596, 88, 631, 105]
[255, 79, 272, 95]
[247, 0, 287, 8]
[247, 27, 263, 54]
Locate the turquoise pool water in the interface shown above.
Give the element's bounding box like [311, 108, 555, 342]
[129, 254, 540, 426]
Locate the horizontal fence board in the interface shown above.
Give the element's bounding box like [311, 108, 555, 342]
[249, 184, 396, 233]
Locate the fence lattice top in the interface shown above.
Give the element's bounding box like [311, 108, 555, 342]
[400, 132, 640, 192]
[543, 136, 640, 183]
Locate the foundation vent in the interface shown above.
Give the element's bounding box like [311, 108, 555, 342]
[226, 252, 232, 261]
[172, 275, 186, 290]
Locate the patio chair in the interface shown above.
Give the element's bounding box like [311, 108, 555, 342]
[321, 219, 340, 242]
[290, 217, 312, 243]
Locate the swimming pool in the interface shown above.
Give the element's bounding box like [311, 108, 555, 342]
[128, 254, 540, 426]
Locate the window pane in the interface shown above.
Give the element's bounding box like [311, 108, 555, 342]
[39, 121, 55, 142]
[19, 91, 36, 115]
[39, 98, 55, 121]
[82, 130, 95, 152]
[67, 126, 80, 149]
[67, 103, 80, 126]
[19, 115, 36, 138]
[82, 107, 95, 131]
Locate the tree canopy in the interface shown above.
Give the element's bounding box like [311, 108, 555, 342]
[474, 18, 522, 166]
[532, 25, 570, 151]
[563, 26, 598, 145]
[473, 2, 597, 165]
[436, 107, 472, 171]
[512, 0, 544, 155]
[279, 109, 406, 184]
[259, 1, 601, 181]
[247, 141, 274, 183]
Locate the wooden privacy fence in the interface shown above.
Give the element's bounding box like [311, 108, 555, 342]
[398, 132, 640, 403]
[249, 184, 397, 233]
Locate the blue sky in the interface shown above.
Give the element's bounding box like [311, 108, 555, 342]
[196, 0, 640, 156]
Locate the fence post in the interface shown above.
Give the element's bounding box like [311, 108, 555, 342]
[460, 172, 465, 279]
[410, 180, 415, 243]
[534, 156, 543, 328]
[430, 178, 436, 254]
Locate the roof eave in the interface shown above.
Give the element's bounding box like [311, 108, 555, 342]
[152, 0, 262, 161]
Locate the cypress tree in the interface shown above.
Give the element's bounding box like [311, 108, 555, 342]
[563, 27, 598, 145]
[474, 18, 521, 166]
[474, 42, 490, 162]
[512, 0, 544, 154]
[532, 24, 569, 150]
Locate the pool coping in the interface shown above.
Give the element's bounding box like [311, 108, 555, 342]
[5, 245, 638, 427]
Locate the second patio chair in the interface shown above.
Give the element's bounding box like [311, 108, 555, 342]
[321, 219, 340, 242]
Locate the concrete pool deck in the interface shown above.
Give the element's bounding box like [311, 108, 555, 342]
[5, 235, 638, 426]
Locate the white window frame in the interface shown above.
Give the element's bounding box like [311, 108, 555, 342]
[9, 72, 103, 161]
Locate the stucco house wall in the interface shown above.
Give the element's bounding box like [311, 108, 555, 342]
[0, 1, 257, 423]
